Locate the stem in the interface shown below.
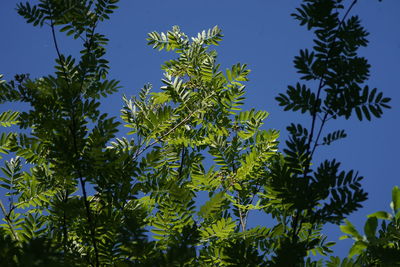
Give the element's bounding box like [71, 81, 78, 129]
[307, 0, 358, 156]
[50, 16, 69, 82]
[228, 135, 246, 233]
[77, 21, 98, 96]
[48, 4, 76, 257]
[73, 19, 101, 267]
[310, 112, 328, 158]
[62, 189, 69, 253]
[70, 106, 99, 267]
[243, 183, 262, 231]
[238, 202, 246, 233]
[48, 3, 100, 265]
[0, 199, 19, 241]
[78, 176, 99, 262]
[132, 109, 197, 161]
[292, 0, 359, 243]
[291, 209, 300, 241]
[178, 145, 186, 180]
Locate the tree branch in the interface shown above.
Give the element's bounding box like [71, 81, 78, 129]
[310, 112, 328, 158]
[306, 0, 358, 156]
[292, 0, 359, 244]
[48, 3, 100, 265]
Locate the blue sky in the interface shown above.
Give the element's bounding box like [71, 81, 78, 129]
[1, 0, 399, 258]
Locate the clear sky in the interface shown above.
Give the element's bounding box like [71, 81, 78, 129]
[1, 0, 399, 258]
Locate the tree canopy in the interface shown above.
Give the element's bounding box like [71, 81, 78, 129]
[0, 0, 395, 266]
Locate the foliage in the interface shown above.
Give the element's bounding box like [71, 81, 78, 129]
[340, 186, 400, 266]
[269, 0, 391, 265]
[0, 0, 392, 266]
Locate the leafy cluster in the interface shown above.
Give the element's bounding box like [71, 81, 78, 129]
[270, 0, 391, 265]
[1, 1, 280, 265]
[340, 186, 400, 266]
[0, 0, 393, 266]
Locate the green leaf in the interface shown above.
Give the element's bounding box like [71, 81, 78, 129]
[340, 219, 362, 240]
[391, 186, 400, 213]
[348, 240, 368, 257]
[363, 217, 377, 240]
[0, 111, 19, 127]
[355, 106, 362, 121]
[367, 211, 392, 220]
[198, 191, 226, 219]
[151, 92, 170, 104]
[362, 105, 371, 121]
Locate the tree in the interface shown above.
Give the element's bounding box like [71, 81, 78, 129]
[0, 0, 391, 266]
[271, 0, 391, 265]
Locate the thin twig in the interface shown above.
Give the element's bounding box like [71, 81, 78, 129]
[178, 145, 186, 180]
[243, 183, 262, 231]
[238, 203, 246, 232]
[132, 109, 197, 161]
[310, 112, 328, 157]
[62, 189, 69, 253]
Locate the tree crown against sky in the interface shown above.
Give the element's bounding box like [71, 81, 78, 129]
[0, 0, 398, 266]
